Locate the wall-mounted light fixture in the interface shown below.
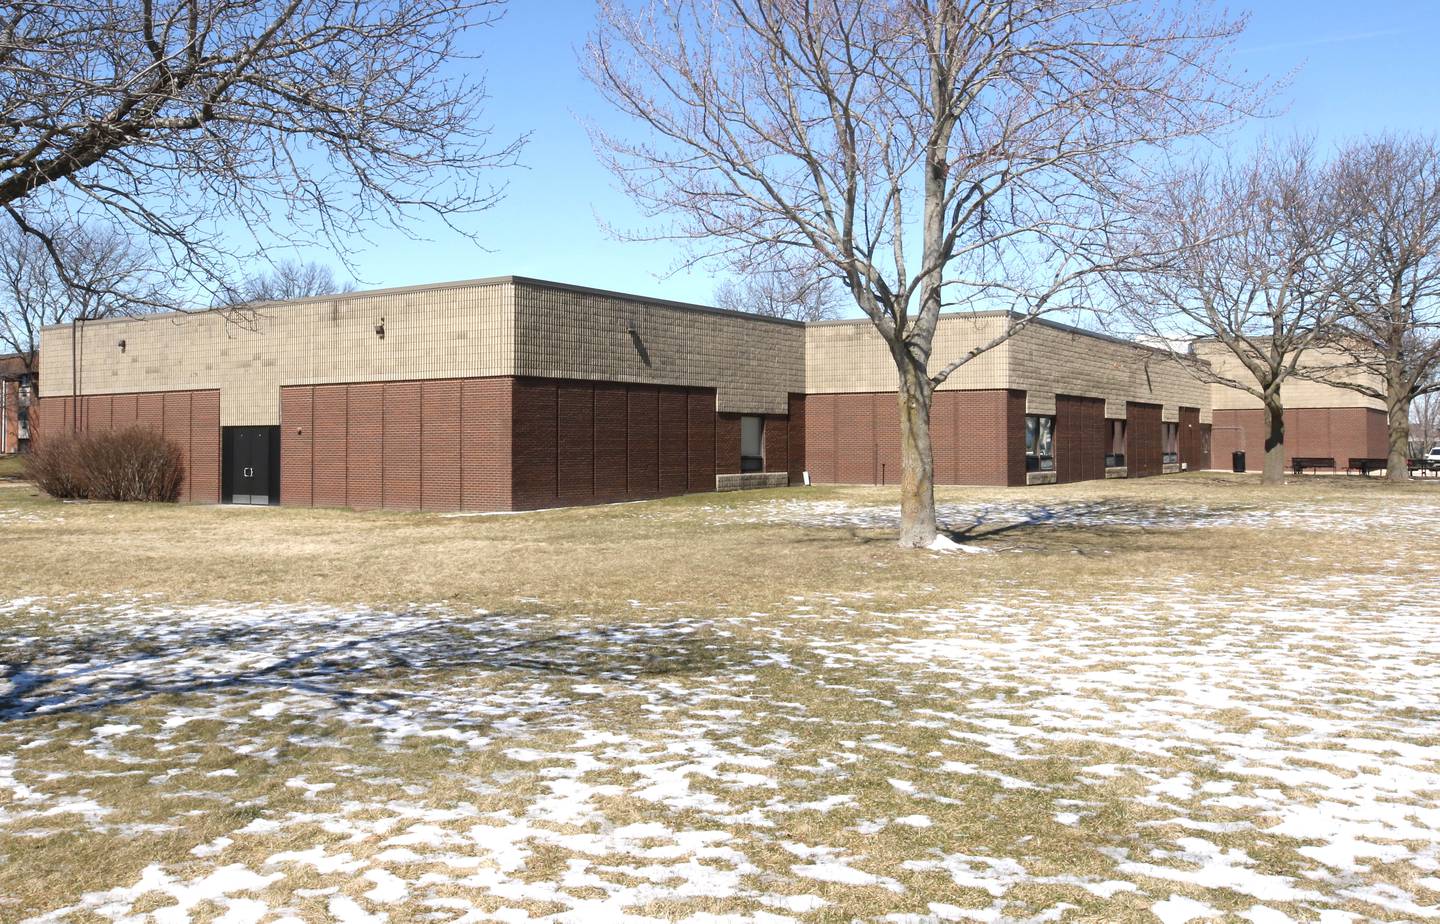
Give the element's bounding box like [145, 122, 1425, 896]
[625, 320, 637, 335]
[117, 339, 127, 353]
[374, 318, 385, 339]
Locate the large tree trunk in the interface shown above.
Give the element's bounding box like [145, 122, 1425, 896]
[1262, 397, 1286, 485]
[897, 361, 938, 548]
[1386, 394, 1412, 482]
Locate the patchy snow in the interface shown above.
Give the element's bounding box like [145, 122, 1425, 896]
[5, 495, 1440, 921]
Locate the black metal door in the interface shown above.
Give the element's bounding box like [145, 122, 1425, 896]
[223, 426, 280, 505]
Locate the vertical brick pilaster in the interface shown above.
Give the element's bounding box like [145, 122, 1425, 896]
[512, 377, 558, 509]
[658, 386, 689, 496]
[687, 389, 717, 493]
[280, 386, 314, 506]
[1126, 401, 1163, 478]
[557, 380, 596, 505]
[382, 382, 422, 509]
[592, 381, 629, 502]
[313, 385, 349, 508]
[627, 385, 659, 497]
[420, 380, 462, 511]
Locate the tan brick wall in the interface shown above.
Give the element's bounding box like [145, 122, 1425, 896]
[40, 280, 515, 426]
[1194, 342, 1386, 411]
[804, 315, 1211, 424]
[1007, 323, 1212, 423]
[42, 277, 807, 421]
[804, 314, 1011, 394]
[512, 280, 804, 415]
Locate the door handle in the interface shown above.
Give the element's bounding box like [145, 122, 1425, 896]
[243, 467, 254, 478]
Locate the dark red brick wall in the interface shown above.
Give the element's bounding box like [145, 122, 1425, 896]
[1178, 406, 1206, 471]
[593, 382, 628, 502]
[35, 389, 221, 502]
[280, 388, 313, 506]
[1211, 406, 1389, 469]
[283, 378, 513, 512]
[557, 381, 595, 505]
[688, 390, 716, 492]
[313, 385, 349, 508]
[512, 377, 558, 508]
[1126, 402, 1163, 478]
[625, 385, 659, 500]
[509, 377, 720, 510]
[803, 389, 1024, 487]
[421, 381, 462, 511]
[716, 413, 740, 477]
[659, 387, 689, 496]
[348, 384, 385, 510]
[1055, 394, 1106, 484]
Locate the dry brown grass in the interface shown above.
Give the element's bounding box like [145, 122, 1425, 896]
[0, 453, 25, 481]
[3, 472, 1430, 610]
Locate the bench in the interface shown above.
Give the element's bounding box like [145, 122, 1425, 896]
[1291, 456, 1335, 475]
[1347, 457, 1388, 475]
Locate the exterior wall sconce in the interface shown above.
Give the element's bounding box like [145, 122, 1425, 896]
[375, 318, 385, 339]
[117, 339, 127, 353]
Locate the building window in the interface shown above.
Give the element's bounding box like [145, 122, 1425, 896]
[1163, 421, 1180, 465]
[1106, 419, 1127, 468]
[1025, 415, 1055, 472]
[740, 415, 765, 472]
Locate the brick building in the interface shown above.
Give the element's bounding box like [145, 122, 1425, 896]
[1, 352, 37, 455]
[32, 276, 1383, 509]
[1194, 342, 1390, 470]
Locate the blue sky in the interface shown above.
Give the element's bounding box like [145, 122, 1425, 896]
[281, 0, 1440, 309]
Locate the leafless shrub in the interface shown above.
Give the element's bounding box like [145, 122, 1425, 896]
[26, 428, 185, 502]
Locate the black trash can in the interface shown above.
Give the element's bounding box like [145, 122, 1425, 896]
[1232, 450, 1246, 473]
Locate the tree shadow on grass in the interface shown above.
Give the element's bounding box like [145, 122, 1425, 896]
[0, 607, 759, 724]
[787, 499, 1264, 548]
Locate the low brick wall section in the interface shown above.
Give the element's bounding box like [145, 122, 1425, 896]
[804, 389, 1026, 487]
[34, 390, 221, 502]
[1210, 407, 1388, 470]
[1126, 401, 1163, 478]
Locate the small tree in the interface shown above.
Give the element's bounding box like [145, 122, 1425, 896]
[1112, 139, 1350, 485]
[229, 260, 357, 306]
[714, 253, 843, 322]
[587, 0, 1261, 546]
[1300, 135, 1440, 481]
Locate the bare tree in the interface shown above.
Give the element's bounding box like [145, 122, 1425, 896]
[0, 222, 175, 375]
[1112, 140, 1350, 485]
[231, 260, 356, 305]
[1298, 135, 1440, 481]
[713, 254, 843, 322]
[587, 0, 1260, 547]
[0, 0, 522, 300]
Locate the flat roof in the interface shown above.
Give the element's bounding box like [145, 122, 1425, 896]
[35, 274, 1188, 361]
[39, 274, 807, 333]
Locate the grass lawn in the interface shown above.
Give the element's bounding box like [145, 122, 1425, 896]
[1, 474, 1438, 922]
[0, 453, 25, 482]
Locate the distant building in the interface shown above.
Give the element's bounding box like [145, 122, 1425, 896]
[1194, 342, 1388, 469]
[33, 276, 1383, 508]
[1, 352, 37, 455]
